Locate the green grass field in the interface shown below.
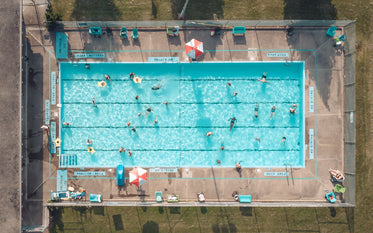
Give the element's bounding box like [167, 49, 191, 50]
[50, 0, 373, 232]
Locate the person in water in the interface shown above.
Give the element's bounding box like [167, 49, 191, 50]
[153, 116, 158, 125]
[233, 92, 238, 97]
[86, 139, 92, 145]
[289, 104, 297, 114]
[228, 117, 237, 131]
[104, 74, 111, 81]
[255, 103, 259, 118]
[92, 97, 97, 107]
[279, 136, 286, 146]
[151, 80, 163, 90]
[270, 105, 279, 120]
[129, 72, 135, 80]
[257, 72, 269, 83]
[227, 81, 232, 86]
[145, 107, 152, 117]
[206, 132, 213, 137]
[119, 147, 125, 153]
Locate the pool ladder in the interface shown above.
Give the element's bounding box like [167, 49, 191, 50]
[59, 154, 78, 168]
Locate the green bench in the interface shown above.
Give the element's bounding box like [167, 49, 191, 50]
[232, 26, 246, 36]
[238, 195, 252, 203]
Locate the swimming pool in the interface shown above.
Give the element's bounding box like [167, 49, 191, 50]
[59, 62, 305, 168]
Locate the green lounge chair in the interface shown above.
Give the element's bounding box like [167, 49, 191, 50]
[120, 27, 128, 38]
[155, 191, 163, 202]
[167, 194, 179, 203]
[326, 26, 337, 37]
[334, 184, 346, 194]
[131, 28, 139, 39]
[238, 195, 252, 203]
[232, 26, 246, 36]
[167, 26, 179, 37]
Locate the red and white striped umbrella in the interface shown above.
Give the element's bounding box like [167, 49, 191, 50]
[185, 39, 203, 59]
[129, 167, 147, 187]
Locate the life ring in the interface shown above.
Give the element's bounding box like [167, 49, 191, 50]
[55, 138, 62, 147]
[88, 147, 95, 154]
[98, 81, 107, 87]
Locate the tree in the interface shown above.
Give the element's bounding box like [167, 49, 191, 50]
[45, 3, 61, 31]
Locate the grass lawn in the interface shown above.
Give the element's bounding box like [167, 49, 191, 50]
[49, 0, 373, 232]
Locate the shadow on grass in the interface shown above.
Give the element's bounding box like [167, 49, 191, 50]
[284, 0, 337, 20]
[113, 214, 124, 231]
[70, 0, 122, 21]
[48, 207, 64, 233]
[170, 0, 224, 20]
[143, 220, 159, 233]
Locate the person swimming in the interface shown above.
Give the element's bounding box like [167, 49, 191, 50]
[153, 116, 158, 125]
[270, 105, 279, 120]
[255, 103, 259, 118]
[104, 74, 111, 81]
[279, 136, 286, 146]
[206, 132, 213, 137]
[129, 72, 135, 79]
[257, 72, 269, 83]
[145, 107, 152, 117]
[151, 80, 162, 90]
[228, 117, 237, 131]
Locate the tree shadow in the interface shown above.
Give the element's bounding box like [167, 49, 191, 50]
[284, 0, 337, 20]
[142, 220, 159, 233]
[170, 0, 224, 20]
[70, 0, 122, 21]
[48, 207, 64, 233]
[284, 0, 339, 112]
[152, 0, 157, 19]
[93, 206, 105, 216]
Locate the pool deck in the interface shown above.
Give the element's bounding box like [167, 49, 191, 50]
[21, 17, 353, 227]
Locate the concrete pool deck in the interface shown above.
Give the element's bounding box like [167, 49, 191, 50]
[21, 18, 355, 227]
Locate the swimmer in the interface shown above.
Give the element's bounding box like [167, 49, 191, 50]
[92, 97, 97, 107]
[206, 132, 213, 137]
[217, 160, 222, 166]
[228, 117, 237, 131]
[270, 105, 279, 120]
[128, 150, 133, 157]
[129, 72, 135, 80]
[233, 92, 238, 97]
[63, 122, 70, 126]
[119, 147, 125, 153]
[289, 108, 296, 114]
[227, 81, 232, 86]
[153, 116, 158, 125]
[162, 102, 169, 107]
[254, 103, 259, 118]
[131, 127, 136, 133]
[145, 107, 152, 117]
[135, 95, 140, 100]
[104, 74, 111, 81]
[254, 137, 261, 143]
[220, 141, 225, 151]
[279, 136, 286, 146]
[86, 139, 92, 145]
[151, 80, 163, 90]
[85, 64, 90, 69]
[138, 113, 141, 117]
[126, 122, 131, 127]
[257, 72, 269, 83]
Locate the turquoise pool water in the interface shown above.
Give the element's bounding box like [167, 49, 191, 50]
[59, 62, 305, 168]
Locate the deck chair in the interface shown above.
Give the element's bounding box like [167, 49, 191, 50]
[155, 191, 163, 203]
[131, 28, 139, 39]
[167, 26, 179, 37]
[120, 27, 128, 38]
[325, 192, 336, 203]
[197, 192, 205, 202]
[326, 26, 337, 37]
[232, 26, 246, 36]
[334, 184, 346, 194]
